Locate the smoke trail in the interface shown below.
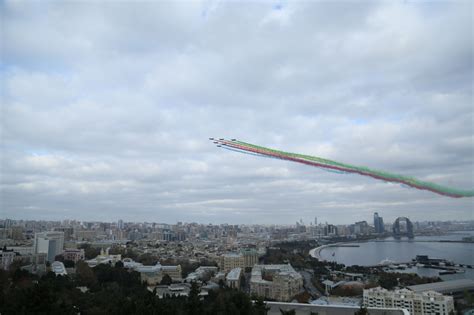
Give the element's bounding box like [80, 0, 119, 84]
[211, 139, 474, 198]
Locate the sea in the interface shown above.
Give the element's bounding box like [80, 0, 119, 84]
[317, 231, 474, 280]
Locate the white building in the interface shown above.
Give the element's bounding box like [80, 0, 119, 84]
[34, 231, 64, 262]
[85, 248, 121, 267]
[226, 267, 242, 289]
[51, 261, 67, 276]
[250, 264, 303, 302]
[363, 287, 455, 315]
[0, 250, 16, 270]
[122, 258, 182, 285]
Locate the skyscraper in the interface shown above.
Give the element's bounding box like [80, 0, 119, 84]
[34, 231, 64, 262]
[374, 212, 385, 234]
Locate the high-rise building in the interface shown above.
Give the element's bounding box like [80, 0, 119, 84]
[118, 219, 124, 230]
[374, 212, 385, 234]
[323, 224, 338, 236]
[34, 231, 64, 262]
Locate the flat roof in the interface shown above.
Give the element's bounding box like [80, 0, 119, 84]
[408, 279, 474, 293]
[227, 267, 242, 280]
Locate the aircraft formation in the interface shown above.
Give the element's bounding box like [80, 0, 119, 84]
[209, 138, 474, 198]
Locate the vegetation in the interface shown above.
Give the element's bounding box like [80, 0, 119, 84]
[376, 272, 440, 290]
[0, 264, 269, 315]
[262, 240, 343, 272]
[160, 274, 172, 285]
[354, 306, 369, 315]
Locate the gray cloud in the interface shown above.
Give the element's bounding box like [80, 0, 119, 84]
[1, 0, 472, 224]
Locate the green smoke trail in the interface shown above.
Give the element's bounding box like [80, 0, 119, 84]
[231, 140, 474, 198]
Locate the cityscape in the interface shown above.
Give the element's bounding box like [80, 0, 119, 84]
[1, 215, 473, 314]
[1, 1, 473, 315]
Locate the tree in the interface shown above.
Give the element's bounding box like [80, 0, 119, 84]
[63, 260, 75, 268]
[253, 296, 270, 315]
[78, 243, 101, 260]
[240, 273, 247, 290]
[160, 274, 172, 285]
[75, 261, 96, 287]
[280, 309, 296, 315]
[218, 279, 226, 288]
[115, 260, 124, 268]
[187, 281, 203, 314]
[378, 273, 398, 290]
[464, 289, 474, 306]
[354, 306, 369, 315]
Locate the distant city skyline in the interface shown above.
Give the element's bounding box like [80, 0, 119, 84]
[2, 1, 472, 224]
[2, 215, 473, 227]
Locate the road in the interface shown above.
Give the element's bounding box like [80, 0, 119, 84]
[299, 270, 323, 298]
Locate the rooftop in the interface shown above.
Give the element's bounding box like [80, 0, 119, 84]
[227, 267, 242, 281]
[407, 279, 474, 294]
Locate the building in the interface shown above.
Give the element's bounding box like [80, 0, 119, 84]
[221, 253, 245, 272]
[363, 287, 454, 315]
[54, 227, 73, 241]
[136, 264, 165, 285]
[374, 212, 384, 234]
[226, 267, 242, 289]
[62, 248, 85, 263]
[220, 248, 259, 272]
[393, 217, 414, 239]
[74, 230, 96, 241]
[51, 261, 67, 276]
[407, 279, 474, 299]
[85, 248, 121, 267]
[34, 231, 65, 262]
[121, 258, 182, 285]
[137, 264, 182, 285]
[185, 266, 218, 282]
[10, 226, 24, 240]
[353, 221, 369, 235]
[323, 224, 338, 237]
[240, 248, 259, 268]
[0, 249, 16, 270]
[265, 301, 408, 315]
[161, 265, 182, 282]
[250, 264, 303, 302]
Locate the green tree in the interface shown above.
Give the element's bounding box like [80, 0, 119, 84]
[187, 281, 203, 314]
[280, 309, 296, 315]
[63, 259, 75, 268]
[160, 274, 172, 285]
[76, 261, 96, 287]
[254, 296, 270, 315]
[355, 306, 369, 315]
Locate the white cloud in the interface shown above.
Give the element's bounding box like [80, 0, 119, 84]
[1, 1, 472, 224]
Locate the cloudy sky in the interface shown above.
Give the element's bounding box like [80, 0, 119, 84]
[1, 1, 473, 225]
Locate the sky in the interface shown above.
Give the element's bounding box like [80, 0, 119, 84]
[1, 1, 473, 225]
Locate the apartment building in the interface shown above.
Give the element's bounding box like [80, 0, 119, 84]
[363, 287, 454, 315]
